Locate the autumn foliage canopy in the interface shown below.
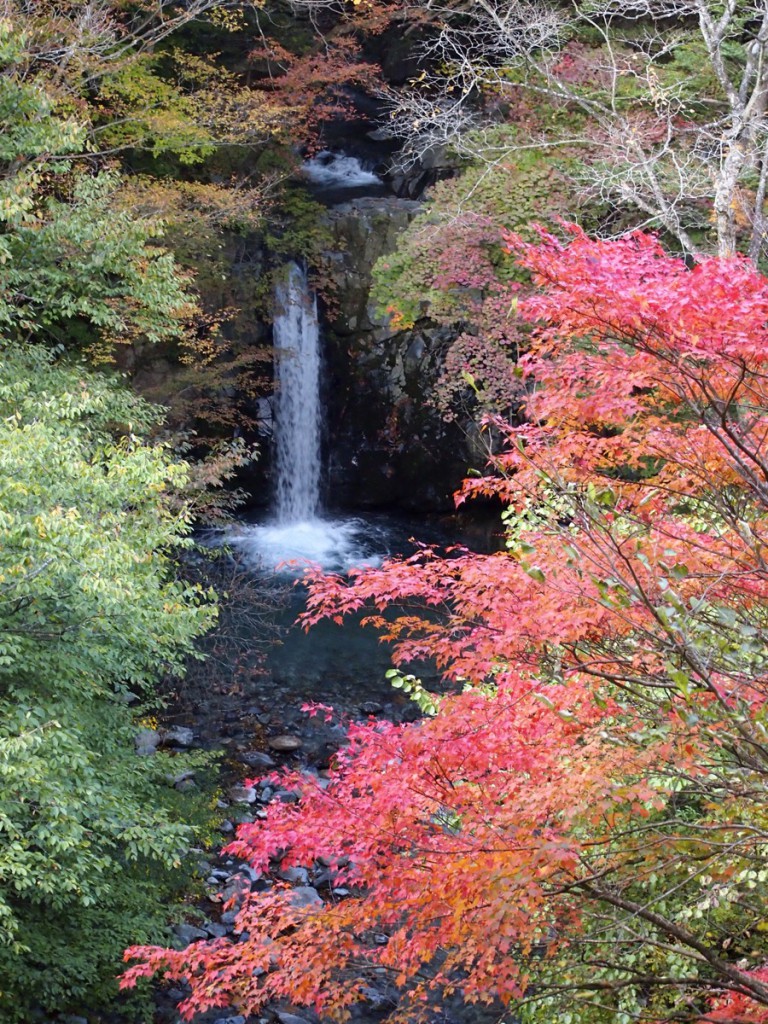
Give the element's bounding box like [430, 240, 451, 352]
[124, 227, 768, 1023]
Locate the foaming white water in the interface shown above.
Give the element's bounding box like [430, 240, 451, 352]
[273, 264, 321, 522]
[302, 151, 382, 189]
[227, 517, 387, 575]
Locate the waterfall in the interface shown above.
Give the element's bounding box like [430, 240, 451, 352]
[273, 263, 321, 522]
[224, 260, 387, 572]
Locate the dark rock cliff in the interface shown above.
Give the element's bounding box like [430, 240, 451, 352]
[320, 196, 475, 512]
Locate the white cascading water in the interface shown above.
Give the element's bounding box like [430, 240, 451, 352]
[301, 151, 382, 190]
[226, 263, 387, 573]
[273, 262, 321, 523]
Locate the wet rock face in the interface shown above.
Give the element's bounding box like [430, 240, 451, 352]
[323, 197, 422, 337]
[325, 323, 471, 511]
[321, 198, 471, 512]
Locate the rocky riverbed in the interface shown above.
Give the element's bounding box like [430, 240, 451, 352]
[139, 673, 492, 1024]
[141, 709, 508, 1024]
[137, 532, 505, 1024]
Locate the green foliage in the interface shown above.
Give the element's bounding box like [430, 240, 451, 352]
[93, 46, 292, 173]
[385, 668, 441, 715]
[0, 73, 83, 171]
[0, 346, 216, 1019]
[95, 55, 217, 165]
[0, 22, 198, 357]
[261, 184, 333, 264]
[0, 170, 194, 354]
[256, 184, 337, 311]
[0, 23, 84, 236]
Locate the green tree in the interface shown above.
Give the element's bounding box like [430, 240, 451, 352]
[0, 346, 216, 1019]
[0, 17, 232, 1017]
[0, 18, 199, 356]
[0, 169, 196, 353]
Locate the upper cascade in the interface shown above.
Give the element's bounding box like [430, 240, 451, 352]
[301, 151, 383, 190]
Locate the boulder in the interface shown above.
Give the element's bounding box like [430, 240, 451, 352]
[162, 725, 195, 748]
[172, 922, 209, 946]
[275, 1012, 314, 1024]
[288, 886, 323, 909]
[267, 735, 303, 752]
[228, 784, 258, 804]
[238, 749, 277, 770]
[134, 727, 161, 756]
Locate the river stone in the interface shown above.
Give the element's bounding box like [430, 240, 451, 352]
[221, 878, 250, 904]
[229, 784, 258, 804]
[312, 867, 333, 889]
[276, 789, 300, 804]
[172, 922, 209, 945]
[162, 725, 195, 748]
[275, 1013, 314, 1024]
[360, 701, 383, 715]
[288, 886, 322, 909]
[267, 734, 303, 752]
[239, 749, 277, 770]
[360, 986, 389, 1008]
[213, 1017, 246, 1024]
[237, 863, 262, 883]
[278, 865, 309, 885]
[134, 727, 161, 756]
[205, 921, 231, 938]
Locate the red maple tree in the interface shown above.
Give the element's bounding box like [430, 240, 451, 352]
[123, 227, 768, 1023]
